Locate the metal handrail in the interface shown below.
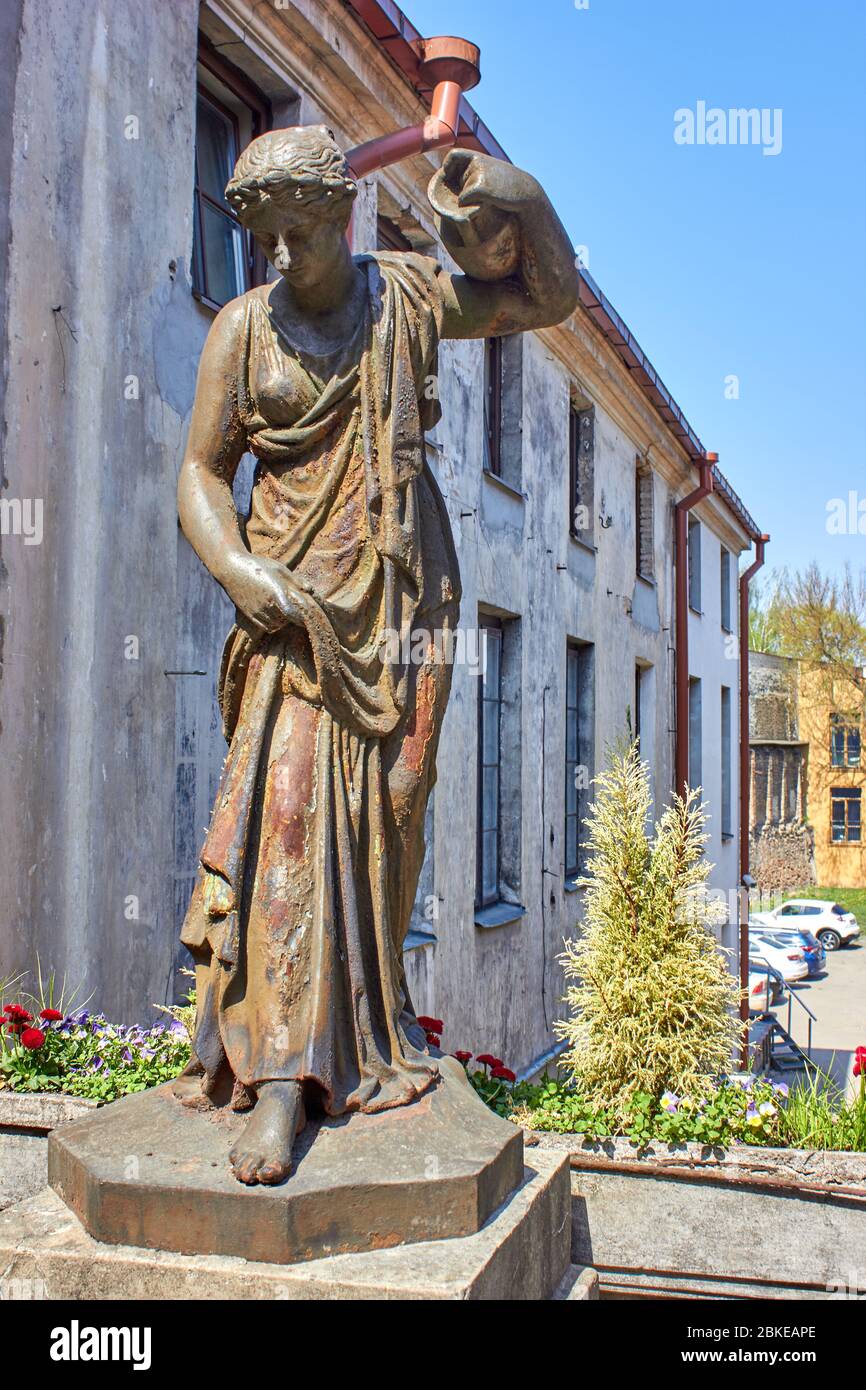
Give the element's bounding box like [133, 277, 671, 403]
[751, 957, 815, 1060]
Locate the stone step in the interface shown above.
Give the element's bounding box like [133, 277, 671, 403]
[0, 1147, 572, 1300]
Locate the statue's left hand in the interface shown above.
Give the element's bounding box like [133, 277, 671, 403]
[440, 149, 539, 215]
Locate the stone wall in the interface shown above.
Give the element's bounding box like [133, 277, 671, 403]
[750, 824, 815, 895]
[0, 0, 203, 1023]
[749, 652, 814, 891]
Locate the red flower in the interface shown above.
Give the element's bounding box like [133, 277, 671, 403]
[476, 1054, 498, 1068]
[40, 1008, 63, 1022]
[20, 1027, 46, 1051]
[491, 1066, 516, 1083]
[417, 1016, 443, 1034]
[425, 1032, 441, 1048]
[3, 1004, 32, 1023]
[854, 1046, 866, 1077]
[452, 1051, 472, 1064]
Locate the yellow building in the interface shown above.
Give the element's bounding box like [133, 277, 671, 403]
[750, 653, 865, 891]
[799, 665, 865, 888]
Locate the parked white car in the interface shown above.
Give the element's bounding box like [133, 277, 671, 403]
[748, 928, 810, 983]
[751, 899, 861, 952]
[746, 964, 784, 1013]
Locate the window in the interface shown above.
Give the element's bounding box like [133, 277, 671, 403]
[477, 620, 503, 907]
[475, 613, 523, 920]
[634, 665, 643, 751]
[635, 463, 654, 578]
[831, 787, 861, 843]
[721, 685, 733, 836]
[831, 716, 861, 768]
[565, 643, 594, 879]
[569, 403, 594, 542]
[377, 214, 413, 252]
[720, 548, 733, 631]
[633, 662, 655, 794]
[192, 43, 269, 311]
[483, 338, 504, 477]
[688, 677, 702, 791]
[565, 649, 581, 876]
[687, 518, 702, 612]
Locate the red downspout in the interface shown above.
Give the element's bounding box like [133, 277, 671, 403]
[674, 454, 716, 795]
[738, 533, 769, 1066]
[345, 36, 480, 180]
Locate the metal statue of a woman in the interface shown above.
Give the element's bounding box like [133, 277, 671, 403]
[176, 122, 578, 1185]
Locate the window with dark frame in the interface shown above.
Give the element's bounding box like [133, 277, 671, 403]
[565, 644, 593, 879]
[831, 787, 861, 843]
[634, 664, 643, 751]
[376, 214, 413, 253]
[477, 620, 503, 907]
[687, 517, 702, 612]
[720, 548, 733, 631]
[688, 676, 702, 791]
[483, 337, 504, 476]
[192, 42, 270, 312]
[830, 715, 861, 768]
[569, 403, 594, 541]
[721, 685, 733, 836]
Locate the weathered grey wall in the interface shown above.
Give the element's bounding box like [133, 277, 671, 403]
[0, 0, 202, 1018]
[0, 0, 24, 478]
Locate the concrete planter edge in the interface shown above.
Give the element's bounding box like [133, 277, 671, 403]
[0, 1090, 100, 1211]
[534, 1130, 866, 1298]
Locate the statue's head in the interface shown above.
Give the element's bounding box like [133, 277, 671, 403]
[226, 125, 357, 288]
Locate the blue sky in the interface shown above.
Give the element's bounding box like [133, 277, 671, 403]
[408, 0, 866, 578]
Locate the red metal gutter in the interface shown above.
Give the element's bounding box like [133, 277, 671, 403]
[738, 534, 769, 1062]
[674, 455, 715, 795]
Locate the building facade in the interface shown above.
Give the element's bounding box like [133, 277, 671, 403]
[0, 0, 761, 1077]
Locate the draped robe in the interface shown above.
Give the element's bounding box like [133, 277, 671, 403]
[181, 253, 460, 1115]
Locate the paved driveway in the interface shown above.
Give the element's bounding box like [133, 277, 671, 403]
[767, 940, 865, 1092]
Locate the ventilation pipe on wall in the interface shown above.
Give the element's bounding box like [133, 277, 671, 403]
[738, 533, 769, 1064]
[674, 454, 716, 795]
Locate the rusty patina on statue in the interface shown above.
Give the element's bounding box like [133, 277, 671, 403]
[177, 125, 578, 1184]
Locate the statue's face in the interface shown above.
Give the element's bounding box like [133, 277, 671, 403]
[246, 198, 349, 290]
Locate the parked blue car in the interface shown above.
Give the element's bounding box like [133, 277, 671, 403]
[760, 927, 826, 978]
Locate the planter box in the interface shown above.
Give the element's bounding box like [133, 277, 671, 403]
[536, 1132, 866, 1300]
[0, 1092, 98, 1210]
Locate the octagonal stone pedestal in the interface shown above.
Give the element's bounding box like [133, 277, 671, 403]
[48, 1064, 524, 1268]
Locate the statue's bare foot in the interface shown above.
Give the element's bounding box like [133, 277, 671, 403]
[229, 1080, 304, 1186]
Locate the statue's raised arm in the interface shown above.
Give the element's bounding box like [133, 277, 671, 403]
[429, 149, 580, 339]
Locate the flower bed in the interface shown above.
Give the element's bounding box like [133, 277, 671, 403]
[0, 1005, 190, 1102]
[450, 1041, 866, 1153]
[0, 998, 193, 1209]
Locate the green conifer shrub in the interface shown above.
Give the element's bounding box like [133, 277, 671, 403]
[556, 741, 743, 1120]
